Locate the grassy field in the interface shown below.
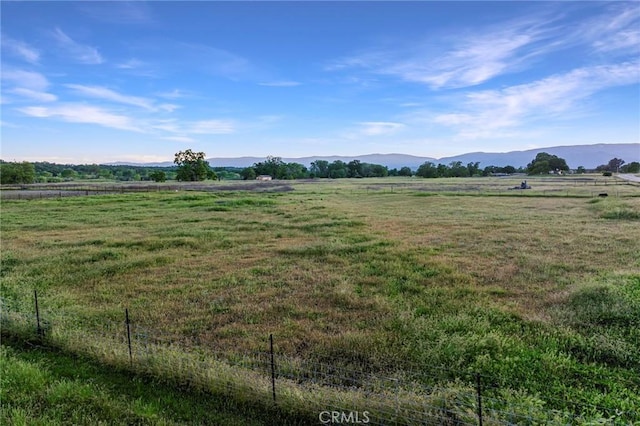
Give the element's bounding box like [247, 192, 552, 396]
[2, 175, 639, 423]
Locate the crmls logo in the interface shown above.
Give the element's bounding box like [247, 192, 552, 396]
[319, 411, 370, 424]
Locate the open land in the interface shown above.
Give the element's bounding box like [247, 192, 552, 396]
[1, 175, 639, 424]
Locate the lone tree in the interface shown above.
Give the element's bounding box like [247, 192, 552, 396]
[526, 152, 569, 175]
[174, 149, 214, 181]
[607, 158, 625, 173]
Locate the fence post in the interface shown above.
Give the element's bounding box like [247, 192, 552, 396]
[476, 373, 483, 426]
[270, 333, 276, 404]
[34, 290, 43, 338]
[125, 308, 133, 367]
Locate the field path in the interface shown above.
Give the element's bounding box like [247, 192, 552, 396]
[617, 173, 640, 183]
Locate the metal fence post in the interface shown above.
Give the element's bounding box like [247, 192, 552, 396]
[34, 290, 43, 338]
[126, 308, 133, 367]
[270, 333, 276, 404]
[476, 373, 483, 426]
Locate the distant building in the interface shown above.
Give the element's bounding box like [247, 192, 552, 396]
[256, 175, 272, 181]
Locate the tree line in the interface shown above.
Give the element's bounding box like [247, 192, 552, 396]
[2, 150, 637, 185]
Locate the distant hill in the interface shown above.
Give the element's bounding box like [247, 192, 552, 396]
[105, 143, 638, 170]
[207, 144, 638, 170]
[436, 144, 639, 169]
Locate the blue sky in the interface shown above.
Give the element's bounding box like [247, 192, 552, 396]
[1, 1, 639, 164]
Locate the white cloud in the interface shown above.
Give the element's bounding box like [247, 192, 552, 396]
[328, 15, 556, 89]
[430, 61, 640, 139]
[188, 119, 235, 134]
[358, 121, 405, 136]
[9, 88, 57, 102]
[18, 103, 141, 132]
[158, 103, 180, 112]
[52, 28, 103, 64]
[586, 4, 640, 53]
[328, 4, 640, 90]
[65, 84, 155, 110]
[1, 69, 50, 91]
[157, 89, 189, 99]
[1, 36, 40, 64]
[116, 58, 145, 69]
[390, 33, 540, 89]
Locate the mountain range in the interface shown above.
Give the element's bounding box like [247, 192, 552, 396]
[110, 143, 639, 170]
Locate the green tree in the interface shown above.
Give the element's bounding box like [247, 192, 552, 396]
[347, 160, 363, 178]
[398, 166, 413, 177]
[174, 149, 212, 181]
[61, 168, 77, 179]
[416, 161, 438, 178]
[281, 162, 308, 179]
[310, 160, 329, 178]
[253, 156, 284, 178]
[620, 162, 639, 173]
[240, 167, 256, 180]
[0, 161, 36, 184]
[448, 161, 470, 177]
[328, 160, 348, 178]
[149, 170, 167, 182]
[526, 152, 569, 175]
[466, 161, 480, 177]
[576, 166, 586, 174]
[607, 158, 625, 173]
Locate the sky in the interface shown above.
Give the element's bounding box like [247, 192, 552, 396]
[1, 1, 639, 164]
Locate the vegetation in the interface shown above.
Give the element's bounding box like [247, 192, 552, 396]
[0, 341, 303, 425]
[621, 161, 640, 173]
[0, 161, 36, 184]
[526, 152, 570, 175]
[1, 176, 639, 423]
[597, 158, 640, 174]
[174, 149, 216, 181]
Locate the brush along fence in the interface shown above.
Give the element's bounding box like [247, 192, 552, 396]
[1, 293, 637, 425]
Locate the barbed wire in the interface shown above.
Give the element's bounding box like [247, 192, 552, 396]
[1, 296, 637, 425]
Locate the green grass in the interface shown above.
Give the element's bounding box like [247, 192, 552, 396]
[2, 177, 639, 423]
[0, 340, 306, 425]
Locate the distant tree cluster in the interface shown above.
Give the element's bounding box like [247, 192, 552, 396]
[248, 156, 308, 180]
[240, 157, 390, 180]
[526, 152, 570, 175]
[0, 161, 36, 184]
[4, 150, 634, 186]
[596, 158, 639, 174]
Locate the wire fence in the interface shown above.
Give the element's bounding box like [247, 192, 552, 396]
[1, 292, 637, 425]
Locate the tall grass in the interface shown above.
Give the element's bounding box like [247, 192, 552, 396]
[2, 178, 639, 422]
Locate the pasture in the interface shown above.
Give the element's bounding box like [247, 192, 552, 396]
[1, 175, 639, 423]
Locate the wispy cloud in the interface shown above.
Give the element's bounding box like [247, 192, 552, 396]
[358, 121, 405, 136]
[430, 60, 640, 139]
[328, 4, 640, 90]
[52, 28, 103, 64]
[328, 15, 556, 89]
[2, 69, 50, 91]
[1, 35, 40, 64]
[65, 84, 155, 110]
[9, 88, 57, 102]
[188, 119, 235, 134]
[18, 103, 141, 132]
[1, 68, 57, 102]
[259, 81, 301, 87]
[116, 58, 145, 69]
[156, 89, 190, 99]
[588, 4, 640, 53]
